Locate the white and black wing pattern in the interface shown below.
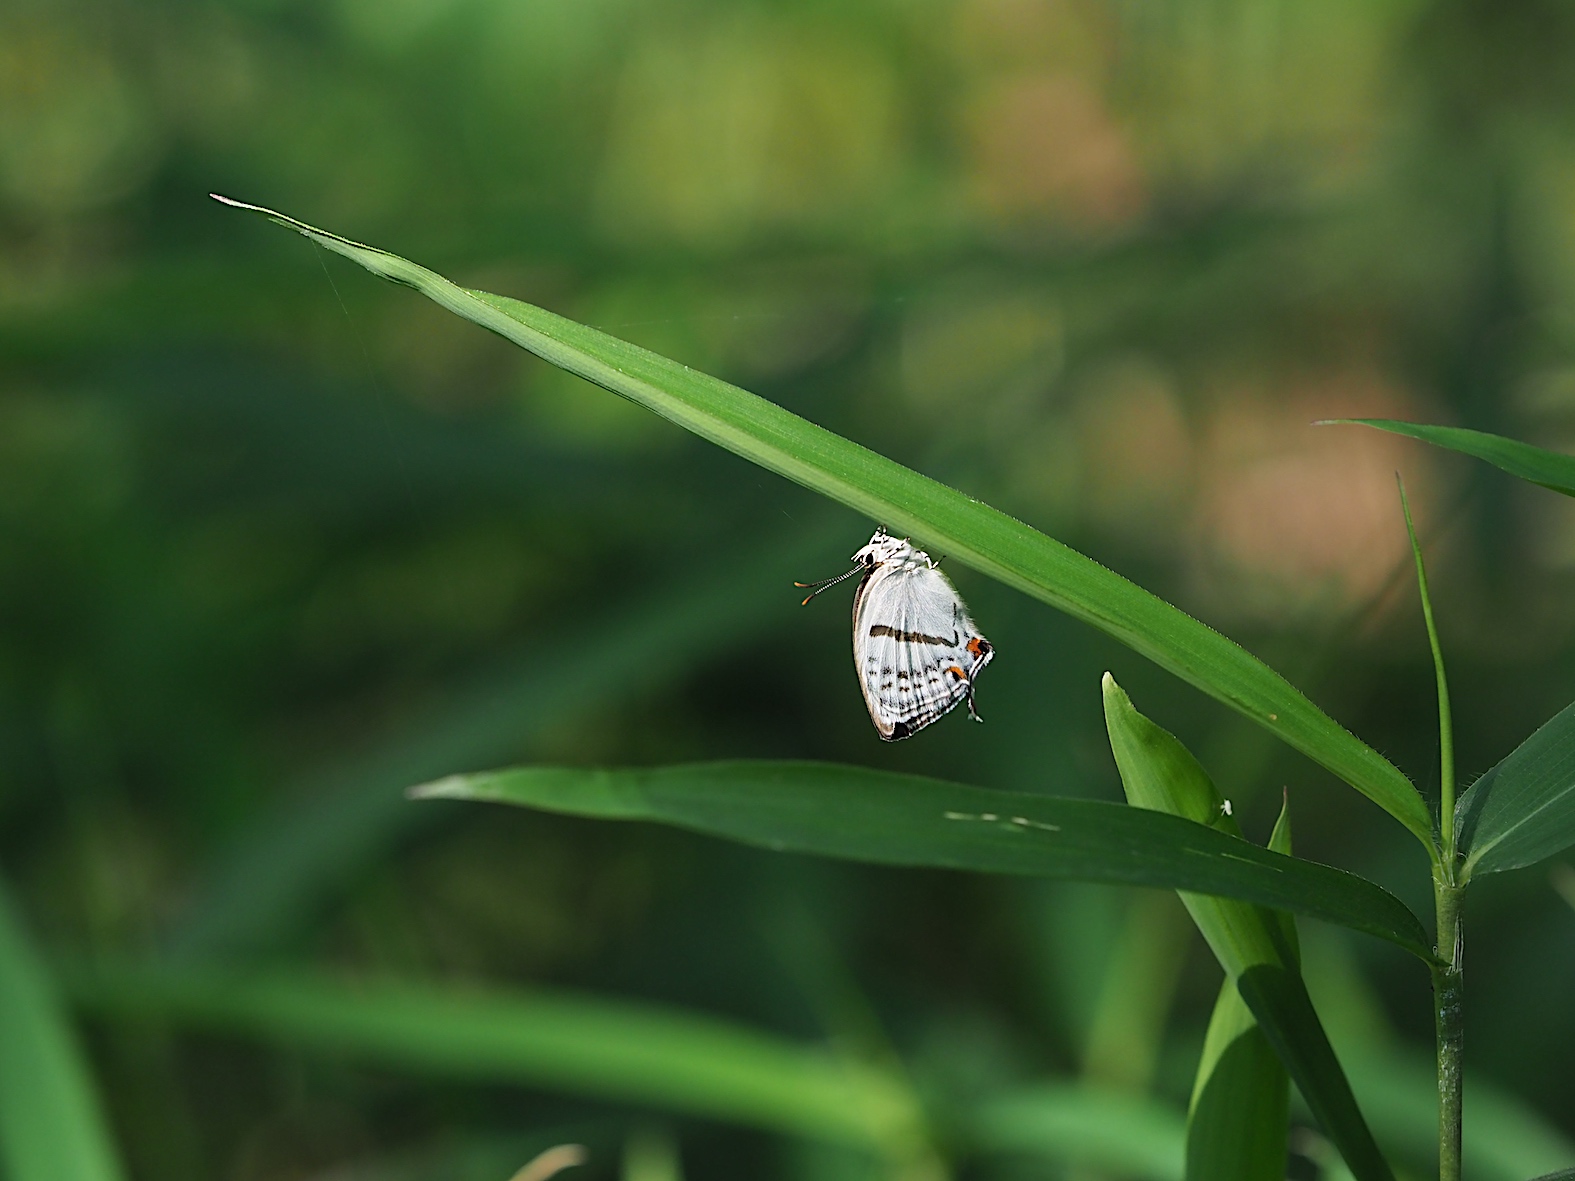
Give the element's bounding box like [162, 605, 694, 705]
[797, 527, 995, 740]
[852, 562, 993, 741]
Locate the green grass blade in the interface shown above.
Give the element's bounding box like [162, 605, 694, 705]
[1183, 797, 1293, 1181]
[214, 196, 1432, 849]
[1527, 1169, 1575, 1180]
[0, 881, 126, 1181]
[1079, 891, 1190, 1092]
[172, 524, 833, 960]
[1102, 677, 1393, 1181]
[967, 1084, 1185, 1181]
[1265, 795, 1301, 954]
[1329, 419, 1575, 497]
[412, 760, 1432, 960]
[1457, 699, 1575, 876]
[65, 964, 924, 1156]
[1399, 477, 1455, 861]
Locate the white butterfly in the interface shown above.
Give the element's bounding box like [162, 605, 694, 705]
[798, 528, 994, 741]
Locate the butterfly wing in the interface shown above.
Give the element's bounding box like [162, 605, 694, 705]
[853, 565, 993, 740]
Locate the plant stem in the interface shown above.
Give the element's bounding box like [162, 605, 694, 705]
[1433, 879, 1464, 1181]
[1401, 477, 1465, 1181]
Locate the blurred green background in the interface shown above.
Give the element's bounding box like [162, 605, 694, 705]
[4, 0, 1575, 1177]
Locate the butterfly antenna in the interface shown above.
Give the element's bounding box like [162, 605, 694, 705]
[794, 564, 863, 606]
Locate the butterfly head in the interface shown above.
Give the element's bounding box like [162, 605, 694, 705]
[852, 527, 911, 567]
[852, 528, 923, 570]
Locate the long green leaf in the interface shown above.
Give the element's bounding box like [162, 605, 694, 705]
[968, 1085, 1185, 1181]
[1102, 676, 1393, 1181]
[65, 964, 923, 1156]
[1183, 800, 1293, 1181]
[412, 761, 1431, 960]
[1330, 419, 1575, 497]
[1457, 699, 1575, 876]
[0, 880, 125, 1181]
[214, 195, 1432, 848]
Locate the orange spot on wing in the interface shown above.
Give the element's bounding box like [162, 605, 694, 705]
[947, 665, 966, 679]
[966, 637, 985, 656]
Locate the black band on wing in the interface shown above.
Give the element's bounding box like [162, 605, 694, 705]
[867, 624, 959, 646]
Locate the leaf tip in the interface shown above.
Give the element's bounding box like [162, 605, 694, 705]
[1100, 670, 1129, 710]
[1100, 672, 1139, 742]
[1269, 788, 1293, 855]
[407, 775, 468, 801]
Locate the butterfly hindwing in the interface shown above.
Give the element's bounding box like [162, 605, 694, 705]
[800, 528, 993, 740]
[854, 563, 992, 740]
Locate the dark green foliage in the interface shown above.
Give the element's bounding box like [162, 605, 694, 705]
[10, 2, 1575, 1176]
[172, 528, 834, 960]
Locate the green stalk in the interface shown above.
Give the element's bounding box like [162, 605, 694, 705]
[1399, 476, 1463, 1181]
[1432, 883, 1464, 1181]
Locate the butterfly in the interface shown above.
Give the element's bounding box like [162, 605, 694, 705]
[798, 528, 993, 740]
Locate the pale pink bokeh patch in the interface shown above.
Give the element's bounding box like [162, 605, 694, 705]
[1189, 369, 1442, 620]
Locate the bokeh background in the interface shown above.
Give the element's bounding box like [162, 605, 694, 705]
[4, 0, 1575, 1177]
